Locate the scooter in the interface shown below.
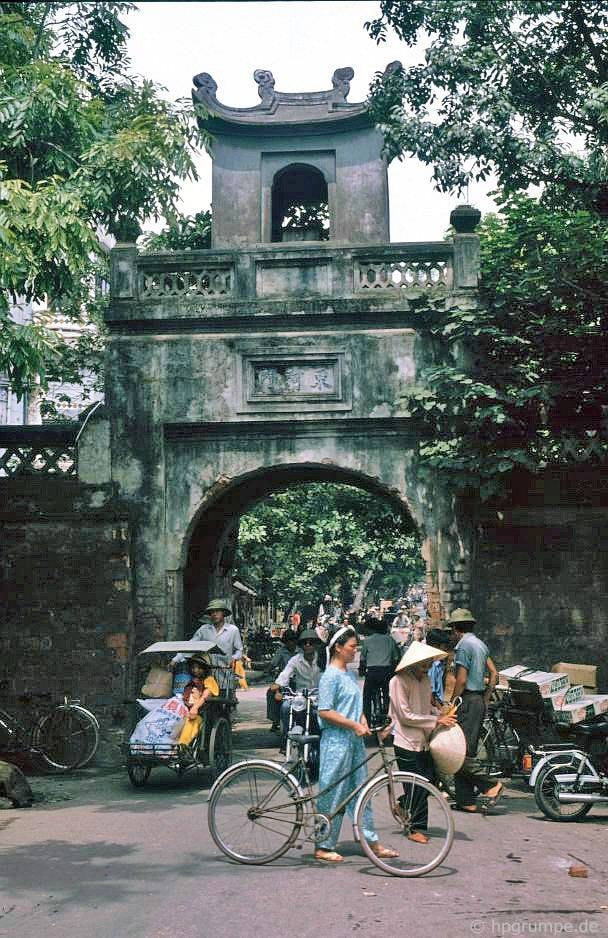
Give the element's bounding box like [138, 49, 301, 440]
[533, 719, 608, 821]
[282, 687, 319, 781]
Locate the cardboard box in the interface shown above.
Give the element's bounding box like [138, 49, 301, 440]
[499, 665, 533, 686]
[517, 670, 570, 698]
[552, 662, 597, 691]
[586, 694, 608, 717]
[544, 685, 580, 713]
[555, 698, 597, 725]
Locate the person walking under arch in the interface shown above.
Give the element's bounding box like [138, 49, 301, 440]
[359, 617, 401, 725]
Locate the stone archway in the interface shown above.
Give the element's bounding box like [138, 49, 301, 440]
[175, 461, 426, 637]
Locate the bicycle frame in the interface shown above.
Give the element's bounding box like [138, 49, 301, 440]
[240, 732, 402, 832]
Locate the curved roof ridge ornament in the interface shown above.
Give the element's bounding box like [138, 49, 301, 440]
[192, 64, 401, 129]
[330, 66, 354, 105]
[253, 69, 276, 108]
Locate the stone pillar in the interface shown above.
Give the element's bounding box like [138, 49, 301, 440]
[109, 243, 138, 299]
[450, 205, 481, 289]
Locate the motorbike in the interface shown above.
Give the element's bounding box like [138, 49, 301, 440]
[282, 687, 319, 782]
[533, 718, 608, 821]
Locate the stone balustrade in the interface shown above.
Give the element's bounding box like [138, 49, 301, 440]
[110, 240, 462, 311]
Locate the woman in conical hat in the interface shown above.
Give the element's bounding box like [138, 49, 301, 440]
[389, 641, 457, 843]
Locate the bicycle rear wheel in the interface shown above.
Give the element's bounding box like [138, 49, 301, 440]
[67, 705, 99, 768]
[208, 760, 304, 864]
[356, 772, 454, 877]
[32, 706, 92, 771]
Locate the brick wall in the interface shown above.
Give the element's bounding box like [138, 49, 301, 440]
[0, 479, 134, 732]
[471, 469, 608, 691]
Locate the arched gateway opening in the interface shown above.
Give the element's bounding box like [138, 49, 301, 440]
[181, 464, 423, 635]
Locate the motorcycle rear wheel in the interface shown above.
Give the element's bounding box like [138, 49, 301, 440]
[534, 764, 593, 822]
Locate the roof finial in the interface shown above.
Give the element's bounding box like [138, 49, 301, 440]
[253, 69, 276, 107]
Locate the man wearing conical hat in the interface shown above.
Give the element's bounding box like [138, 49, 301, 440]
[447, 608, 503, 812]
[388, 640, 457, 843]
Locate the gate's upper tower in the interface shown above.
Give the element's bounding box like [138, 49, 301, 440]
[193, 65, 395, 247]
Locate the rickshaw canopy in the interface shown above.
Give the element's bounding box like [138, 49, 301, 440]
[138, 640, 221, 655]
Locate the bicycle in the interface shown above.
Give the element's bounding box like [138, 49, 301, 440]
[207, 719, 454, 877]
[0, 690, 99, 773]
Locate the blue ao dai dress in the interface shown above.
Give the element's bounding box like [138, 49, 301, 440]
[316, 664, 378, 850]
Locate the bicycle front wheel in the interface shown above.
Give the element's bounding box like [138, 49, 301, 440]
[208, 760, 304, 864]
[356, 772, 454, 877]
[32, 706, 93, 771]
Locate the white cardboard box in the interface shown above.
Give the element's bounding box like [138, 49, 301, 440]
[544, 686, 579, 712]
[499, 665, 533, 685]
[555, 699, 597, 725]
[586, 694, 608, 717]
[517, 670, 570, 698]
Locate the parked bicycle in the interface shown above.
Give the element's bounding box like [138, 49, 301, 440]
[208, 718, 454, 877]
[0, 688, 99, 773]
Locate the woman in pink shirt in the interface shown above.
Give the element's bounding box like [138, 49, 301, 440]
[389, 641, 456, 843]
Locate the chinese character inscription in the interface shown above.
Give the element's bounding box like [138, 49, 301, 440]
[252, 362, 336, 397]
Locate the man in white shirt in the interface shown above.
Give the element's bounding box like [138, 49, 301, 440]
[270, 629, 322, 748]
[191, 598, 243, 661]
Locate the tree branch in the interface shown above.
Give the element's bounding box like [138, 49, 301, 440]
[569, 5, 608, 84]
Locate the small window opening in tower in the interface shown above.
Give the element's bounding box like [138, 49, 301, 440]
[271, 164, 329, 242]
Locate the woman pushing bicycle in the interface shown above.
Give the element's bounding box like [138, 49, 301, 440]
[314, 626, 399, 863]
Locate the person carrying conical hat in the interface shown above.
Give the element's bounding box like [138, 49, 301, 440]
[389, 640, 457, 844]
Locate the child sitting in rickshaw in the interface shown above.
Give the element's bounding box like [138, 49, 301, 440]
[130, 653, 219, 754]
[177, 653, 220, 745]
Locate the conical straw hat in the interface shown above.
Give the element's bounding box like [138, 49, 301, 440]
[395, 640, 447, 673]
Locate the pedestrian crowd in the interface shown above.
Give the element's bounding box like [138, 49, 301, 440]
[175, 590, 502, 863]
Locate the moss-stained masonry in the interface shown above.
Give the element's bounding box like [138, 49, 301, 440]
[2, 67, 605, 733]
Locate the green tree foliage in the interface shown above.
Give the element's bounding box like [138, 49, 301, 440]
[234, 483, 424, 610]
[140, 210, 212, 253]
[0, 2, 207, 398]
[400, 194, 608, 497]
[366, 1, 608, 209]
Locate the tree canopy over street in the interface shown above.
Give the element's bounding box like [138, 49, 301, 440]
[234, 483, 424, 611]
[0, 2, 206, 397]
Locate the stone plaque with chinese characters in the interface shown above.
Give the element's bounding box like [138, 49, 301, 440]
[238, 351, 350, 413]
[251, 361, 338, 400]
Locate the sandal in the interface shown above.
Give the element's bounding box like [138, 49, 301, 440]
[451, 804, 478, 813]
[314, 850, 344, 863]
[370, 843, 399, 859]
[484, 782, 505, 806]
[407, 831, 429, 844]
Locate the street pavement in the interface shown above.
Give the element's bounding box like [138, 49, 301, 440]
[1, 685, 607, 938]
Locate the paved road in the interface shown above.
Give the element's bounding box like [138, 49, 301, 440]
[1, 686, 607, 938]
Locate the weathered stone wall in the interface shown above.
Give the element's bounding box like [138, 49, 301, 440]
[471, 469, 608, 691]
[0, 479, 134, 730]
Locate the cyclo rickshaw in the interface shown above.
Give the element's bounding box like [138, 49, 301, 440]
[126, 640, 235, 788]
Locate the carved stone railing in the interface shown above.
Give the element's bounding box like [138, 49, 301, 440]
[138, 265, 233, 299]
[108, 240, 461, 318]
[0, 425, 78, 477]
[354, 251, 451, 292]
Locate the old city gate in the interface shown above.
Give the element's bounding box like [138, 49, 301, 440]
[101, 65, 481, 644]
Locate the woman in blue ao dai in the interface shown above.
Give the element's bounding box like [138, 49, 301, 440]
[314, 627, 399, 863]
